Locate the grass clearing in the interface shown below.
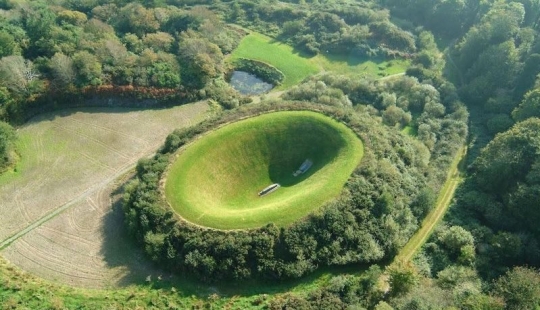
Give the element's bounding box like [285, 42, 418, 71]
[312, 53, 410, 78]
[165, 111, 364, 230]
[229, 32, 410, 90]
[229, 33, 319, 89]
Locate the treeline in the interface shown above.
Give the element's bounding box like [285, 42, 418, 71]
[376, 1, 540, 308]
[283, 72, 468, 188]
[267, 263, 540, 309]
[0, 0, 437, 124]
[123, 73, 467, 282]
[390, 0, 540, 154]
[0, 0, 246, 122]
[0, 120, 15, 172]
[440, 118, 540, 281]
[390, 0, 540, 277]
[220, 0, 417, 57]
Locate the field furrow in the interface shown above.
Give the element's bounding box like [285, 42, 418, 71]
[0, 102, 207, 288]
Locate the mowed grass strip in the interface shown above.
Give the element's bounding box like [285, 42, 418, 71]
[165, 111, 363, 230]
[229, 33, 319, 89]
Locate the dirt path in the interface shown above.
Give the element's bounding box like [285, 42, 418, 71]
[378, 72, 405, 81]
[394, 146, 466, 263]
[394, 38, 467, 263]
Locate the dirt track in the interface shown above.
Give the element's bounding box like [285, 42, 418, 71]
[0, 102, 208, 288]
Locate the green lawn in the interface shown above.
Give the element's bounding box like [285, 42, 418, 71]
[312, 53, 410, 78]
[165, 111, 364, 230]
[229, 32, 410, 89]
[229, 33, 319, 89]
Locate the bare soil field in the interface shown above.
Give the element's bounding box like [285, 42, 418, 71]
[0, 102, 208, 288]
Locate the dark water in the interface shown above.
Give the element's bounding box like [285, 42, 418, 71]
[229, 71, 274, 95]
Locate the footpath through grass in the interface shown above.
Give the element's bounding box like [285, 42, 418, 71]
[165, 111, 364, 230]
[395, 146, 467, 263]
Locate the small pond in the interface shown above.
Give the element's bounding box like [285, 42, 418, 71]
[229, 71, 274, 95]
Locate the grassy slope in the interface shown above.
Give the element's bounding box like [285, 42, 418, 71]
[229, 32, 409, 88]
[165, 111, 364, 229]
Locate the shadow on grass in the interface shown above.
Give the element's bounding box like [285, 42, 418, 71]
[22, 105, 183, 127]
[269, 36, 319, 60]
[266, 124, 346, 187]
[99, 177, 374, 298]
[269, 35, 398, 66]
[268, 152, 339, 188]
[99, 183, 175, 287]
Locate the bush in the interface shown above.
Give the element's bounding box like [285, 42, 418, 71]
[0, 120, 16, 172]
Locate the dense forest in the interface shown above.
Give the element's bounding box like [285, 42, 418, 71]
[1, 0, 540, 309]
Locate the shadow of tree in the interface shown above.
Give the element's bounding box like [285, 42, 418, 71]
[99, 183, 170, 287]
[100, 177, 372, 298]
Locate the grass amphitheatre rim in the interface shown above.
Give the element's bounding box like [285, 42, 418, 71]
[164, 111, 364, 230]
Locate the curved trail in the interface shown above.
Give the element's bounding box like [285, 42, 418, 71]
[394, 146, 466, 263]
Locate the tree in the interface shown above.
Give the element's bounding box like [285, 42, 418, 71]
[456, 2, 524, 80]
[0, 56, 41, 97]
[486, 114, 514, 135]
[149, 61, 181, 88]
[57, 10, 88, 26]
[0, 31, 17, 57]
[387, 260, 420, 296]
[473, 118, 540, 193]
[49, 53, 76, 87]
[0, 121, 15, 170]
[72, 51, 102, 86]
[514, 54, 540, 98]
[116, 3, 159, 36]
[436, 265, 480, 289]
[438, 226, 475, 257]
[490, 231, 524, 265]
[493, 266, 540, 310]
[461, 293, 505, 310]
[463, 40, 520, 103]
[143, 231, 165, 261]
[178, 35, 223, 87]
[512, 88, 540, 121]
[410, 188, 436, 218]
[375, 301, 394, 310]
[429, 0, 467, 37]
[382, 105, 410, 127]
[142, 32, 174, 52]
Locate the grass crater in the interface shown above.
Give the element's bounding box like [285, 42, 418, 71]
[164, 111, 363, 230]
